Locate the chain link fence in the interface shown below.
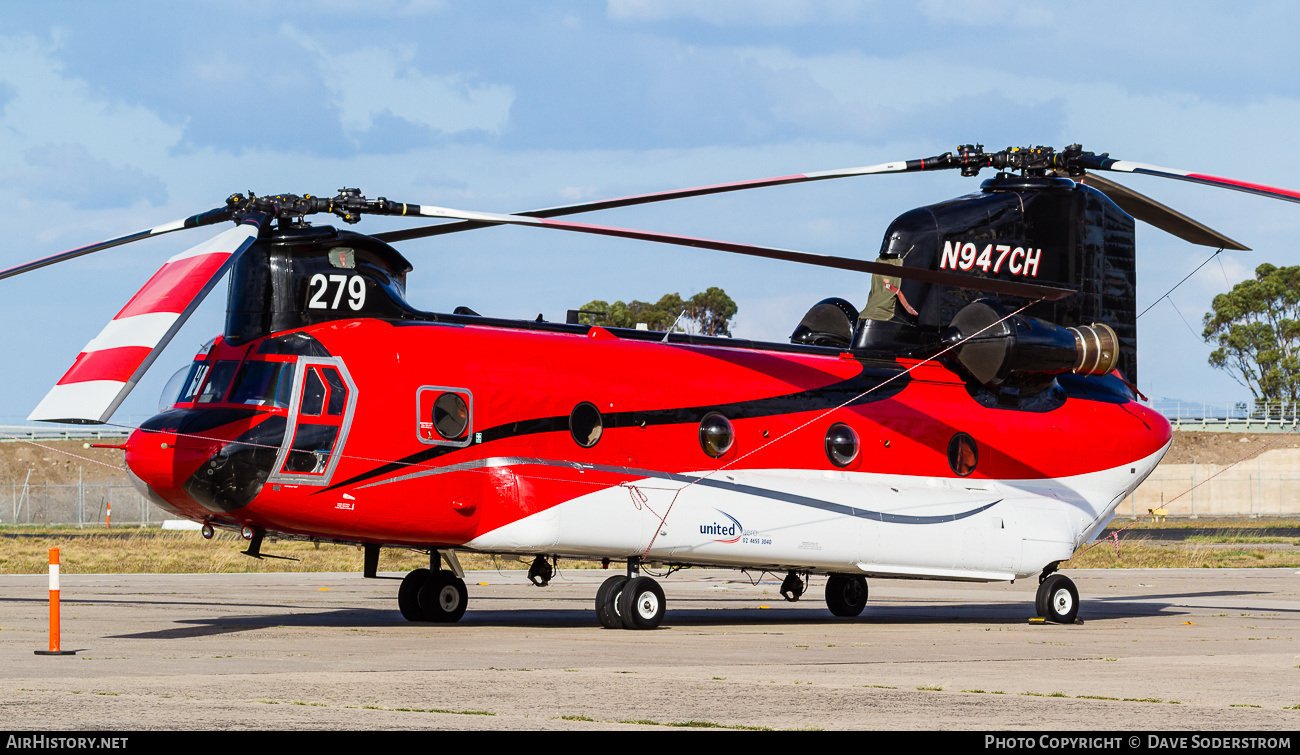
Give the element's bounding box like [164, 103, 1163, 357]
[6, 482, 171, 527]
[1154, 400, 1300, 431]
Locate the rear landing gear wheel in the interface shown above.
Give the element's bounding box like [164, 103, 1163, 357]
[825, 574, 868, 617]
[399, 568, 430, 622]
[618, 576, 665, 630]
[1037, 574, 1079, 624]
[595, 575, 628, 629]
[419, 569, 468, 623]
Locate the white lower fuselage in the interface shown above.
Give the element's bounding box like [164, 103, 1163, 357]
[467, 442, 1170, 582]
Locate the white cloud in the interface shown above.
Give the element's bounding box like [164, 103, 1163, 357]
[732, 45, 1300, 185]
[283, 26, 514, 139]
[916, 0, 1054, 27]
[0, 33, 183, 170]
[6, 143, 167, 209]
[224, 0, 448, 16]
[607, 0, 869, 26]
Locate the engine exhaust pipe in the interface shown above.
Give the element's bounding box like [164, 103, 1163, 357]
[1068, 322, 1119, 376]
[945, 300, 1119, 388]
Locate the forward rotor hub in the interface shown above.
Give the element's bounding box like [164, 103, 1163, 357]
[225, 188, 412, 225]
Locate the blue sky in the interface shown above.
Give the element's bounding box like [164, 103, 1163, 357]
[2, 0, 1299, 423]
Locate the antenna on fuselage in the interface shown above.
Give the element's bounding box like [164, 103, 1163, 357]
[662, 309, 687, 343]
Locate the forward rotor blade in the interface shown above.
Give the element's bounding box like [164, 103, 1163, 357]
[28, 214, 268, 424]
[403, 203, 1074, 302]
[0, 206, 232, 281]
[1071, 172, 1250, 251]
[372, 157, 946, 244]
[1080, 155, 1300, 206]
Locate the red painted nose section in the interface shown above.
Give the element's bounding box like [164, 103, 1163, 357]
[125, 409, 274, 520]
[124, 426, 207, 520]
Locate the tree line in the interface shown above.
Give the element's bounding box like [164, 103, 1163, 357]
[576, 287, 737, 337]
[1204, 263, 1300, 405]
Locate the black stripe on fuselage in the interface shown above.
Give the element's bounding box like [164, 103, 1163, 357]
[318, 361, 908, 494]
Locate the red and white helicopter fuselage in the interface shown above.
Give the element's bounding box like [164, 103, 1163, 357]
[123, 314, 1170, 588]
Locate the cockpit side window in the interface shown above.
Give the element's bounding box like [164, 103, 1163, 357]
[178, 361, 210, 404]
[321, 367, 347, 416]
[195, 360, 239, 404]
[300, 368, 327, 416]
[228, 361, 297, 408]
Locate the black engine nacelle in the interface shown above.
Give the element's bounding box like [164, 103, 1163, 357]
[944, 299, 1118, 388]
[789, 297, 859, 348]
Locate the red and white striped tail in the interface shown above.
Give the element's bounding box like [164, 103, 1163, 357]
[28, 223, 260, 424]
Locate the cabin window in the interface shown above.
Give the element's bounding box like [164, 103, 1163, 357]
[699, 413, 734, 458]
[433, 392, 469, 440]
[824, 423, 859, 467]
[416, 386, 474, 447]
[570, 402, 603, 448]
[228, 361, 296, 408]
[195, 360, 239, 404]
[948, 432, 978, 477]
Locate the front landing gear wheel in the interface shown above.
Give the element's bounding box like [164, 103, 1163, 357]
[1037, 574, 1079, 624]
[825, 574, 868, 617]
[419, 569, 469, 623]
[398, 568, 430, 622]
[618, 576, 665, 630]
[595, 575, 628, 629]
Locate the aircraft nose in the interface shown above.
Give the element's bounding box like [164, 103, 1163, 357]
[124, 426, 175, 493]
[124, 425, 191, 517]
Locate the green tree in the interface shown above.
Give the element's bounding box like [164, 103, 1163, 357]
[577, 288, 737, 336]
[1202, 263, 1300, 403]
[686, 286, 738, 337]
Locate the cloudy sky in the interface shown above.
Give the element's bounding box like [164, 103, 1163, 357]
[2, 0, 1299, 424]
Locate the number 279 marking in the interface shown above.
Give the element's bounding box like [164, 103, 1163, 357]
[308, 274, 366, 311]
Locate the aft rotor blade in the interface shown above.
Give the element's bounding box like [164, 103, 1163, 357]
[0, 206, 233, 281]
[404, 203, 1075, 302]
[1076, 172, 1250, 251]
[373, 156, 947, 244]
[1080, 155, 1300, 205]
[28, 213, 269, 424]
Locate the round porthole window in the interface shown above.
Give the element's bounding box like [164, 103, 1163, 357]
[824, 423, 859, 468]
[570, 402, 603, 448]
[433, 392, 469, 440]
[699, 413, 734, 458]
[947, 432, 978, 477]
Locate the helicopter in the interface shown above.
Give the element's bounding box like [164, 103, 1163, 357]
[6, 143, 1297, 629]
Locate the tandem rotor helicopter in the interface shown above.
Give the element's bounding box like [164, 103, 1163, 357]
[6, 143, 1299, 629]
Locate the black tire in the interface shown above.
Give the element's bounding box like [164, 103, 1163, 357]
[1035, 579, 1049, 617]
[418, 569, 469, 623]
[618, 576, 665, 630]
[825, 574, 868, 617]
[398, 568, 430, 622]
[595, 575, 628, 629]
[1039, 574, 1079, 624]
